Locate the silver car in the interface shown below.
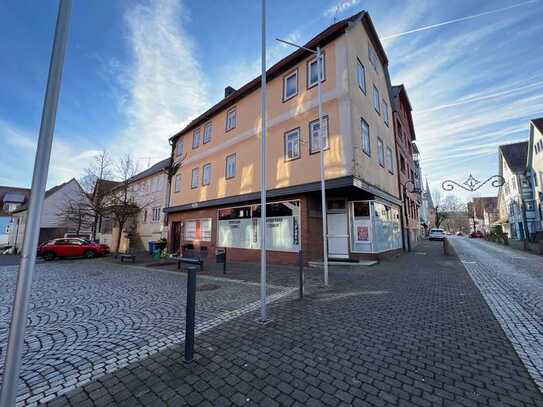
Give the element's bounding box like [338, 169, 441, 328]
[429, 228, 445, 241]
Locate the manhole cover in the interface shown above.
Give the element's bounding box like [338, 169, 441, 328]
[197, 284, 221, 291]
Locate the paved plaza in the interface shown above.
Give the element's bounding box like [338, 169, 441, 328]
[26, 240, 543, 407]
[0, 260, 294, 406]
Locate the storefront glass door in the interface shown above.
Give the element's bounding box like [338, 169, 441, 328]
[327, 212, 349, 259]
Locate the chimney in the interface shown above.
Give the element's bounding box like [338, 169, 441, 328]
[224, 86, 236, 98]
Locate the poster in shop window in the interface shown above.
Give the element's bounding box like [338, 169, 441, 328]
[354, 219, 371, 243]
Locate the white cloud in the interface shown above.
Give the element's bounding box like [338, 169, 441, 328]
[110, 0, 210, 164]
[323, 0, 361, 18]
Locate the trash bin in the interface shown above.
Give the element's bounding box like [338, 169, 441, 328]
[148, 241, 157, 254]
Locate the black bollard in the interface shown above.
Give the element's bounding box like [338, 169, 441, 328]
[298, 250, 304, 299]
[184, 265, 197, 363]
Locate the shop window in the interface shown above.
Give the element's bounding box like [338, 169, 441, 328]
[184, 218, 212, 241]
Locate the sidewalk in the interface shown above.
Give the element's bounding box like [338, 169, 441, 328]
[45, 241, 543, 406]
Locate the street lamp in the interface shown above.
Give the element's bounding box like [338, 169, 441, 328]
[276, 37, 328, 286]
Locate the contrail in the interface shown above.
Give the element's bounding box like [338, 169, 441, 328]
[416, 80, 543, 114]
[381, 0, 537, 40]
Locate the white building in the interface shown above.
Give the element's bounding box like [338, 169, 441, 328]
[527, 117, 543, 232]
[497, 141, 538, 240]
[8, 179, 91, 252]
[98, 158, 171, 252]
[0, 186, 30, 246]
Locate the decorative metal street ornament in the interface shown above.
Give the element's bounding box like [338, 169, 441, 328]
[441, 174, 505, 192]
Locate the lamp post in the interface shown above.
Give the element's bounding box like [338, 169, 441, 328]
[259, 0, 269, 322]
[0, 1, 72, 405]
[276, 38, 328, 286]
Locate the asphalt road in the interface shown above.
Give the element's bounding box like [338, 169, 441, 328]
[450, 236, 543, 391]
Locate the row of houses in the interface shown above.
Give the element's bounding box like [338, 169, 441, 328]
[465, 118, 543, 241]
[495, 118, 543, 240]
[2, 11, 436, 264]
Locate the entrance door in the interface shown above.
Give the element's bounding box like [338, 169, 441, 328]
[327, 213, 349, 259]
[171, 222, 182, 254]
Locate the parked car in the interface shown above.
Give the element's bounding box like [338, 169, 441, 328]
[429, 228, 445, 241]
[456, 231, 464, 236]
[38, 238, 110, 260]
[469, 231, 484, 239]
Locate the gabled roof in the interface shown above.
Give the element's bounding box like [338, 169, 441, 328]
[170, 11, 387, 142]
[127, 157, 170, 184]
[93, 179, 121, 198]
[0, 186, 30, 217]
[499, 141, 528, 174]
[531, 117, 543, 134]
[11, 179, 80, 214]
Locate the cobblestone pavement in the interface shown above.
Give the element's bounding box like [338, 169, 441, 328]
[0, 260, 294, 406]
[450, 237, 543, 391]
[45, 241, 543, 406]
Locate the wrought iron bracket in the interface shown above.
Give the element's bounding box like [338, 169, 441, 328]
[441, 174, 505, 192]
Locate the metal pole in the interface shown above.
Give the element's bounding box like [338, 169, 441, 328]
[317, 46, 329, 286]
[0, 1, 71, 405]
[184, 266, 197, 363]
[259, 0, 268, 322]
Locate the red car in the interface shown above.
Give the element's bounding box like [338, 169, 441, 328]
[39, 238, 109, 260]
[469, 231, 484, 238]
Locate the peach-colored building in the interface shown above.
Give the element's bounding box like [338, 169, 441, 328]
[165, 11, 402, 264]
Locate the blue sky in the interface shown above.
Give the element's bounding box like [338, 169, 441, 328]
[1, 0, 542, 201]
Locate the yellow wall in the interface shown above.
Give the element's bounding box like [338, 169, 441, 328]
[344, 21, 399, 198]
[171, 19, 399, 208]
[171, 41, 347, 207]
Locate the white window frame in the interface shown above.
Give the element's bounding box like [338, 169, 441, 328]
[309, 116, 329, 154]
[174, 174, 181, 193]
[203, 122, 212, 144]
[356, 58, 366, 94]
[202, 163, 211, 186]
[386, 146, 394, 173]
[192, 128, 200, 149]
[226, 108, 237, 131]
[191, 168, 199, 189]
[226, 153, 236, 179]
[184, 218, 212, 242]
[284, 128, 301, 161]
[377, 138, 385, 167]
[307, 53, 325, 88]
[361, 118, 370, 156]
[176, 139, 184, 156]
[283, 69, 298, 101]
[151, 207, 161, 223]
[373, 85, 380, 114]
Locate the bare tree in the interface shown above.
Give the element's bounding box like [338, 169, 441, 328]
[80, 150, 115, 240]
[59, 199, 94, 235]
[436, 195, 469, 232]
[104, 155, 144, 254]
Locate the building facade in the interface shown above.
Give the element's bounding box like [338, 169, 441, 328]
[527, 117, 543, 233]
[164, 12, 403, 264]
[391, 85, 421, 250]
[98, 158, 171, 252]
[497, 142, 538, 240]
[8, 179, 90, 252]
[0, 186, 30, 246]
[469, 197, 498, 234]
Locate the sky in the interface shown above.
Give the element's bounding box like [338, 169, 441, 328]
[0, 0, 542, 202]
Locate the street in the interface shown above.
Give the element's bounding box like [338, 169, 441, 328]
[450, 236, 543, 390]
[38, 241, 543, 407]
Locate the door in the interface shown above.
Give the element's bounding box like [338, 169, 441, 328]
[171, 222, 182, 254]
[327, 213, 349, 259]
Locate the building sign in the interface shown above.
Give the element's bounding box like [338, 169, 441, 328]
[217, 200, 300, 252]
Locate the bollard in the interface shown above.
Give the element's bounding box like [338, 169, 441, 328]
[298, 250, 304, 299]
[184, 265, 197, 363]
[223, 247, 227, 275]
